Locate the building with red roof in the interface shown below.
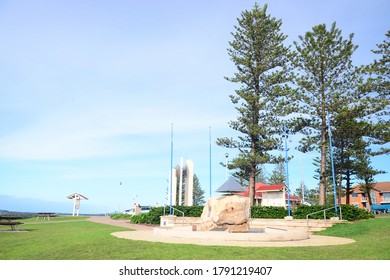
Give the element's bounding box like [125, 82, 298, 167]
[340, 182, 390, 212]
[237, 182, 301, 208]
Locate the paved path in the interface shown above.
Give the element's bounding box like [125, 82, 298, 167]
[87, 216, 156, 231]
[87, 216, 355, 247]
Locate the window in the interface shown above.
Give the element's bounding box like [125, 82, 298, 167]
[370, 191, 377, 204]
[383, 193, 390, 202]
[352, 193, 358, 198]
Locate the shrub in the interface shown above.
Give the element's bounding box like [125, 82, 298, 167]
[292, 204, 374, 221]
[292, 204, 337, 220]
[250, 206, 287, 219]
[129, 213, 150, 224]
[171, 206, 204, 217]
[129, 207, 162, 224]
[128, 204, 374, 224]
[110, 213, 132, 220]
[129, 205, 204, 225]
[339, 204, 374, 221]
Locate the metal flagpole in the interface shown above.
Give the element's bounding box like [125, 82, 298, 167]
[327, 113, 338, 216]
[170, 123, 174, 215]
[209, 126, 212, 198]
[284, 123, 291, 216]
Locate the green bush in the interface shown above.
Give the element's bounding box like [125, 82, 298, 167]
[250, 206, 288, 219]
[129, 213, 150, 224]
[339, 204, 374, 221]
[128, 204, 374, 224]
[292, 204, 337, 220]
[292, 204, 374, 221]
[110, 213, 132, 220]
[129, 206, 204, 225]
[170, 206, 204, 217]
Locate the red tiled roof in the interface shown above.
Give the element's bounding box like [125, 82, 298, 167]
[287, 194, 301, 201]
[373, 182, 390, 192]
[254, 182, 285, 191]
[238, 182, 284, 197]
[238, 190, 301, 201]
[350, 182, 390, 193]
[237, 182, 300, 201]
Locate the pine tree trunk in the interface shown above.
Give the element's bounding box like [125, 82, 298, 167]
[319, 112, 327, 205]
[249, 141, 257, 206]
[346, 166, 351, 205]
[319, 68, 327, 205]
[249, 169, 255, 206]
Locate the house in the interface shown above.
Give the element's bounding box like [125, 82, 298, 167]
[238, 182, 301, 208]
[340, 182, 390, 212]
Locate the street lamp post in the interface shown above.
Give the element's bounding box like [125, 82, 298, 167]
[118, 182, 122, 213]
[225, 153, 229, 180]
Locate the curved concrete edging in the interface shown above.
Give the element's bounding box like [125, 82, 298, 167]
[86, 216, 355, 247]
[111, 229, 355, 247]
[153, 226, 309, 242]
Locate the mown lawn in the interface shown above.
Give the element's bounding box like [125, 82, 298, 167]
[0, 216, 389, 260]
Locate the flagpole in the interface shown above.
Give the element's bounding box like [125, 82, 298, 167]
[209, 126, 212, 198]
[284, 123, 291, 217]
[327, 113, 338, 216]
[170, 123, 174, 215]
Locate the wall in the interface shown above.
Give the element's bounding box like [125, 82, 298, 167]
[261, 192, 286, 207]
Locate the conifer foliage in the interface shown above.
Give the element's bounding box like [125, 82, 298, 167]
[216, 4, 290, 206]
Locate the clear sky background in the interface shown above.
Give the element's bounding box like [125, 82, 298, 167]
[0, 0, 389, 214]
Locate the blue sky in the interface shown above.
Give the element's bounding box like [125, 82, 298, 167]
[0, 0, 389, 214]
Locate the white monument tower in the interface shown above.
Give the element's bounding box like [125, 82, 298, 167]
[66, 193, 88, 216]
[168, 159, 194, 206]
[184, 159, 194, 206]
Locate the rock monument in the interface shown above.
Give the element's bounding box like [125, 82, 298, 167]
[198, 178, 250, 232]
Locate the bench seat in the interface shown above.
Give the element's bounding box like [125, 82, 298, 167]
[0, 221, 23, 231]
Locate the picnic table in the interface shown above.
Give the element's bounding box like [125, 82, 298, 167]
[0, 215, 24, 231]
[36, 212, 57, 220]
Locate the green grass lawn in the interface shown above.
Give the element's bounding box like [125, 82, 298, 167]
[0, 216, 389, 260]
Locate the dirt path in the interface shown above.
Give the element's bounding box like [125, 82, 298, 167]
[87, 216, 156, 231]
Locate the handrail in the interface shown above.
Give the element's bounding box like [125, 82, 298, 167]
[306, 205, 342, 228]
[163, 205, 185, 224]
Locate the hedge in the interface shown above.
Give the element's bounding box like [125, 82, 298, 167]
[250, 206, 288, 219]
[127, 204, 374, 224]
[129, 206, 204, 225]
[292, 204, 374, 221]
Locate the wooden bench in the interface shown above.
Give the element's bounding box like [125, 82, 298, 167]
[36, 213, 57, 220]
[0, 221, 23, 231]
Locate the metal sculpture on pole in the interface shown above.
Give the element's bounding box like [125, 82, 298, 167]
[66, 193, 88, 216]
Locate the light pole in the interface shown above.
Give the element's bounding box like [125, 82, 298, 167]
[118, 182, 122, 213]
[225, 153, 229, 180]
[283, 124, 291, 217]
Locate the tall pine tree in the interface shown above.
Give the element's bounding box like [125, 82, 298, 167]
[289, 22, 358, 205]
[217, 4, 290, 205]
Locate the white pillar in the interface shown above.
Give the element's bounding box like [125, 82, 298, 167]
[73, 196, 80, 216]
[184, 160, 194, 206]
[178, 158, 184, 205]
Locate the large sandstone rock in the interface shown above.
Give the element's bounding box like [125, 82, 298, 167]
[199, 195, 250, 232]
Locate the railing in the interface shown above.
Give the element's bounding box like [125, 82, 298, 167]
[306, 205, 342, 229]
[163, 205, 185, 224]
